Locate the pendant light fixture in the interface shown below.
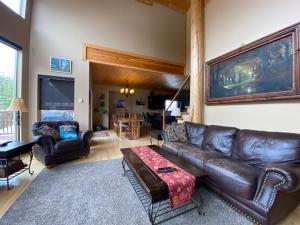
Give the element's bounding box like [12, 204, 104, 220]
[120, 80, 134, 97]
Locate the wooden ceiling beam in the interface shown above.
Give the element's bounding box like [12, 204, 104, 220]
[136, 0, 211, 13]
[136, 0, 153, 6]
[154, 0, 190, 14]
[136, 0, 190, 14]
[82, 43, 185, 75]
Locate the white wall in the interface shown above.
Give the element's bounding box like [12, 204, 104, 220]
[29, 0, 186, 133]
[205, 0, 300, 133]
[0, 0, 32, 140]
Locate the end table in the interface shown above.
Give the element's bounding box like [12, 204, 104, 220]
[0, 141, 35, 190]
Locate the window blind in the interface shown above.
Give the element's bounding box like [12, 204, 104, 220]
[39, 75, 74, 110]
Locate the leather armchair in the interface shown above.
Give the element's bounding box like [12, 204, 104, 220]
[32, 121, 93, 167]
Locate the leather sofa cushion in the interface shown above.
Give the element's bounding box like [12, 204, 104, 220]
[162, 142, 222, 170]
[232, 130, 300, 167]
[185, 122, 207, 147]
[202, 125, 239, 156]
[178, 145, 225, 170]
[205, 158, 261, 199]
[162, 142, 187, 156]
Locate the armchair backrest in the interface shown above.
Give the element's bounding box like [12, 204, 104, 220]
[32, 121, 79, 136]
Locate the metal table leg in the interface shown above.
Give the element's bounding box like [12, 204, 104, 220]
[122, 159, 203, 225]
[6, 175, 10, 190]
[28, 151, 34, 175]
[122, 159, 126, 176]
[148, 203, 154, 224]
[1, 159, 10, 190]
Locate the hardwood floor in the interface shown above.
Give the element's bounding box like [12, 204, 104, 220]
[0, 130, 299, 225]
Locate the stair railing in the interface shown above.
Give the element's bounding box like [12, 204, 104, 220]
[162, 75, 190, 130]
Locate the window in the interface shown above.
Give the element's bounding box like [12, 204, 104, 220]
[0, 0, 26, 18]
[38, 75, 75, 122]
[0, 41, 20, 140]
[165, 100, 179, 112]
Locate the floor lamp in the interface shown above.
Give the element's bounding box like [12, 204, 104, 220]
[6, 98, 29, 142]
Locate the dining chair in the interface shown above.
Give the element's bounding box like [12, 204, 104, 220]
[128, 114, 140, 139]
[116, 114, 129, 138]
[112, 114, 119, 137]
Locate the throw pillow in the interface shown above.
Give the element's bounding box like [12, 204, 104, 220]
[35, 124, 60, 140]
[165, 124, 178, 142]
[165, 123, 188, 142]
[59, 125, 78, 140]
[175, 123, 188, 142]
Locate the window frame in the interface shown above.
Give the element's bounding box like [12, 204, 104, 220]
[0, 0, 27, 19]
[0, 37, 22, 140]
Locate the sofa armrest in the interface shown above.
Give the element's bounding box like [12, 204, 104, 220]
[33, 135, 55, 155]
[78, 130, 93, 144]
[161, 131, 168, 142]
[254, 164, 300, 210]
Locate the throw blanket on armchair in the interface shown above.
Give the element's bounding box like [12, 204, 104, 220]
[131, 146, 195, 208]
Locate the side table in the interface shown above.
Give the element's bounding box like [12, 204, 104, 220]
[0, 141, 35, 190]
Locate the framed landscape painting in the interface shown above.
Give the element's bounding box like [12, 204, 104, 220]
[50, 57, 72, 74]
[206, 23, 300, 104]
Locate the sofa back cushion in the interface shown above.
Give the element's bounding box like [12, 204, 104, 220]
[202, 125, 239, 156]
[32, 121, 79, 135]
[233, 129, 300, 167]
[185, 122, 207, 147]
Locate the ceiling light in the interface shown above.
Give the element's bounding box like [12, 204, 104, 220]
[120, 81, 134, 97]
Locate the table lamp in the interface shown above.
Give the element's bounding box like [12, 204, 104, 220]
[6, 98, 29, 141]
[171, 107, 181, 119]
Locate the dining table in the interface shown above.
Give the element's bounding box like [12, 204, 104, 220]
[118, 118, 144, 138]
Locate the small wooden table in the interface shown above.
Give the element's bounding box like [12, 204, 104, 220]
[121, 145, 207, 224]
[0, 141, 35, 189]
[118, 118, 144, 138]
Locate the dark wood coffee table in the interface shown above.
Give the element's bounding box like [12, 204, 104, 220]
[121, 145, 207, 225]
[0, 141, 35, 189]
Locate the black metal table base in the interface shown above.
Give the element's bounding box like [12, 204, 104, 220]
[122, 159, 204, 225]
[0, 151, 34, 190]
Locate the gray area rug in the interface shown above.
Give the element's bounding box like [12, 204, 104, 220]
[0, 159, 252, 225]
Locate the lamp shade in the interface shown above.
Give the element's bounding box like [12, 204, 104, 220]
[6, 98, 29, 112]
[171, 107, 181, 117]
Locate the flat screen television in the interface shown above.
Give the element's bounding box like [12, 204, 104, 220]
[148, 95, 173, 110]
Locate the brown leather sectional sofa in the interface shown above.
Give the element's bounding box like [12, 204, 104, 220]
[161, 122, 300, 225]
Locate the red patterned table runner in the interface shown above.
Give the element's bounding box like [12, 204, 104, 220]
[131, 146, 196, 208]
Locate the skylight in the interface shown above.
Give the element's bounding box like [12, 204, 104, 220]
[0, 0, 26, 18]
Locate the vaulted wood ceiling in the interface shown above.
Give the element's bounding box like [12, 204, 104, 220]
[136, 0, 211, 14]
[91, 62, 186, 91]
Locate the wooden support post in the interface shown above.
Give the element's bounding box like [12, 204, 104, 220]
[189, 0, 205, 123]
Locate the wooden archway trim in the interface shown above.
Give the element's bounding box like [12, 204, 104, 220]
[82, 43, 185, 75]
